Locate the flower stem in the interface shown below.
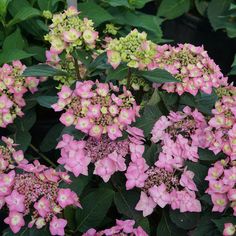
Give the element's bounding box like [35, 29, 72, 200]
[29, 144, 57, 168]
[73, 57, 81, 80]
[126, 68, 132, 89]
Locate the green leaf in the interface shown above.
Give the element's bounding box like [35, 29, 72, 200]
[27, 46, 46, 62]
[212, 217, 236, 233]
[76, 188, 114, 232]
[198, 148, 224, 162]
[60, 173, 91, 196]
[114, 189, 143, 222]
[194, 91, 218, 115]
[7, 6, 41, 27]
[0, 0, 12, 18]
[147, 89, 161, 106]
[22, 64, 68, 77]
[143, 143, 159, 166]
[195, 0, 209, 16]
[78, 2, 114, 26]
[3, 28, 25, 51]
[14, 109, 36, 132]
[36, 96, 57, 108]
[156, 210, 187, 236]
[192, 214, 221, 236]
[0, 49, 34, 65]
[88, 52, 107, 72]
[207, 0, 231, 30]
[136, 68, 178, 83]
[104, 0, 130, 7]
[40, 123, 64, 152]
[186, 161, 208, 194]
[169, 209, 200, 230]
[60, 126, 85, 140]
[128, 0, 153, 9]
[14, 131, 31, 151]
[160, 92, 179, 110]
[135, 104, 162, 136]
[73, 50, 92, 67]
[157, 0, 191, 20]
[106, 64, 128, 81]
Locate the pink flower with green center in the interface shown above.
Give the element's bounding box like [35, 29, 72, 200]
[4, 211, 25, 233]
[49, 216, 67, 236]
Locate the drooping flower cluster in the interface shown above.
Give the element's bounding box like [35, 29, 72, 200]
[205, 86, 236, 159]
[151, 106, 207, 171]
[0, 160, 81, 235]
[106, 29, 157, 69]
[52, 81, 140, 139]
[57, 126, 145, 182]
[44, 6, 98, 56]
[0, 136, 27, 174]
[0, 61, 39, 127]
[205, 158, 236, 214]
[133, 166, 201, 216]
[150, 44, 227, 96]
[83, 219, 148, 236]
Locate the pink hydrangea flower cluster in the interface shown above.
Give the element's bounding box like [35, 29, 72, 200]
[133, 166, 201, 216]
[52, 81, 140, 139]
[205, 87, 236, 159]
[205, 158, 236, 214]
[150, 44, 227, 96]
[0, 160, 81, 235]
[0, 136, 27, 174]
[57, 126, 145, 182]
[223, 223, 236, 236]
[0, 60, 39, 127]
[83, 219, 148, 236]
[150, 106, 207, 171]
[44, 6, 98, 59]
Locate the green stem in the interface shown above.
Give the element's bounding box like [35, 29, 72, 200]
[126, 68, 132, 89]
[73, 57, 81, 80]
[29, 144, 57, 168]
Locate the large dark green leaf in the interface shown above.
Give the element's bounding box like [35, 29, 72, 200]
[0, 49, 34, 65]
[143, 143, 159, 166]
[207, 0, 231, 30]
[22, 64, 68, 77]
[78, 2, 114, 26]
[198, 148, 224, 162]
[106, 64, 129, 81]
[14, 109, 36, 132]
[157, 0, 191, 20]
[36, 96, 57, 108]
[114, 189, 143, 222]
[60, 126, 85, 140]
[76, 188, 114, 232]
[156, 210, 187, 236]
[135, 104, 162, 136]
[7, 6, 41, 27]
[212, 217, 236, 233]
[40, 123, 64, 152]
[136, 68, 178, 83]
[169, 209, 200, 230]
[3, 28, 25, 51]
[192, 214, 221, 236]
[0, 0, 12, 19]
[14, 130, 31, 151]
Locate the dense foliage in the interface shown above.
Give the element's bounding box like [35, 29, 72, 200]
[0, 0, 236, 236]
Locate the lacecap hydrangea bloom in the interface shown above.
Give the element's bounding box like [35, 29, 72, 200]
[0, 159, 81, 235]
[205, 158, 236, 214]
[44, 6, 98, 56]
[132, 165, 201, 216]
[151, 106, 207, 171]
[57, 126, 145, 182]
[83, 219, 148, 236]
[150, 44, 227, 96]
[106, 29, 157, 69]
[0, 61, 39, 127]
[52, 81, 140, 139]
[205, 85, 236, 159]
